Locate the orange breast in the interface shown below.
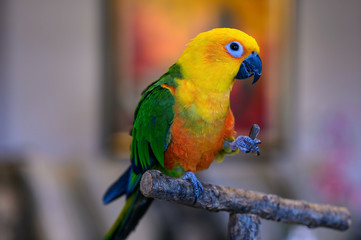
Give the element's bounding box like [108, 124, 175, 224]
[164, 108, 235, 172]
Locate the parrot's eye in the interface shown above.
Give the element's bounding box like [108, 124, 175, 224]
[225, 41, 243, 58]
[230, 43, 239, 50]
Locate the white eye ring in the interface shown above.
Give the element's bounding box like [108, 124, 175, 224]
[225, 41, 243, 58]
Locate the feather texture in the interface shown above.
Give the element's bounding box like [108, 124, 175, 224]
[103, 28, 262, 239]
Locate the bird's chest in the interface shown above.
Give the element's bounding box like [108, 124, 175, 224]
[164, 96, 234, 172]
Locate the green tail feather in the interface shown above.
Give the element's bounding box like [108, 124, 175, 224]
[105, 187, 153, 240]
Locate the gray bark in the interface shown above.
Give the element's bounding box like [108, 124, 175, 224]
[140, 170, 351, 231]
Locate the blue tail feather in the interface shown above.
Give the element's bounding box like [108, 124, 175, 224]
[103, 167, 131, 204]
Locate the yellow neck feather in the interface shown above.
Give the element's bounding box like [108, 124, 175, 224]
[175, 79, 230, 122]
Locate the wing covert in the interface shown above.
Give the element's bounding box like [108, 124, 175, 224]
[131, 85, 175, 173]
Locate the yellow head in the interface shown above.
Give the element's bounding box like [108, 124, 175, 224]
[177, 28, 262, 93]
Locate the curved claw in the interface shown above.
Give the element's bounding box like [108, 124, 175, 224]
[230, 136, 261, 155]
[182, 172, 203, 204]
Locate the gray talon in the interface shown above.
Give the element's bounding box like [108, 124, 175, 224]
[182, 172, 203, 203]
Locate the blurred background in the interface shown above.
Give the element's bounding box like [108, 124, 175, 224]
[0, 0, 360, 239]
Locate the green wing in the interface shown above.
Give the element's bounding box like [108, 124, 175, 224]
[130, 64, 181, 173]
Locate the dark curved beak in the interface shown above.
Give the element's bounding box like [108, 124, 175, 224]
[235, 52, 262, 85]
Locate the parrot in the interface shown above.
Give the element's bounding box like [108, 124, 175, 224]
[103, 28, 262, 240]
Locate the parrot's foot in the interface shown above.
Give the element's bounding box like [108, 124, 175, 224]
[230, 136, 261, 155]
[182, 172, 204, 204]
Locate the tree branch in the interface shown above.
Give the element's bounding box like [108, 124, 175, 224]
[228, 214, 261, 240]
[140, 170, 351, 231]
